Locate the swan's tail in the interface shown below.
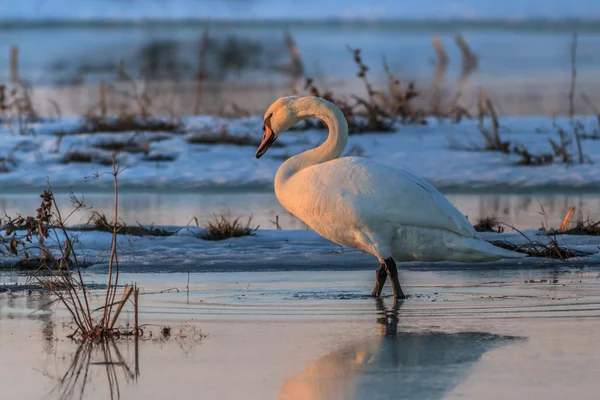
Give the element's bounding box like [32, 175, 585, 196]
[448, 236, 527, 262]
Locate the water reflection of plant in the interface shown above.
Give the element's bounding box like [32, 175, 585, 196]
[43, 338, 138, 400]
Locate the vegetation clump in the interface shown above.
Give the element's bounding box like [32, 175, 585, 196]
[203, 214, 258, 241]
[0, 164, 142, 341]
[61, 149, 114, 166]
[186, 125, 284, 147]
[487, 239, 588, 259]
[77, 115, 182, 134]
[473, 216, 504, 233]
[84, 211, 173, 237]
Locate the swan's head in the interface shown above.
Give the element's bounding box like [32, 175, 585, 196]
[255, 96, 302, 159]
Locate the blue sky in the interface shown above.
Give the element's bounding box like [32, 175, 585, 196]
[0, 0, 599, 20]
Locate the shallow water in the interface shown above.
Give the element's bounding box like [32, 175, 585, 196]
[1, 189, 599, 231]
[2, 267, 600, 399]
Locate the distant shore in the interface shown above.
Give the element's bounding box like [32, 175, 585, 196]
[26, 78, 600, 117]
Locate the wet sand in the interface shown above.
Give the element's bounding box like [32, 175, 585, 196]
[2, 267, 600, 399]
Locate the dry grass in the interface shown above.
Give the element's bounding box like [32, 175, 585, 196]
[559, 216, 600, 236]
[0, 163, 142, 341]
[76, 115, 182, 135]
[203, 214, 258, 241]
[61, 149, 114, 166]
[0, 142, 25, 173]
[302, 48, 396, 134]
[141, 152, 178, 162]
[473, 216, 504, 233]
[91, 136, 149, 154]
[0, 81, 41, 136]
[542, 207, 600, 236]
[469, 92, 588, 167]
[477, 93, 511, 154]
[84, 211, 172, 237]
[487, 238, 588, 259]
[474, 213, 590, 259]
[186, 125, 284, 147]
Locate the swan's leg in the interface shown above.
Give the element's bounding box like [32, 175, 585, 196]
[370, 263, 388, 297]
[384, 258, 405, 299]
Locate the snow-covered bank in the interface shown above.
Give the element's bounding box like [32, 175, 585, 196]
[1, 115, 600, 192]
[1, 227, 599, 272]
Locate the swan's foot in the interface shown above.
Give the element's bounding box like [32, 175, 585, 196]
[384, 258, 405, 299]
[370, 264, 388, 297]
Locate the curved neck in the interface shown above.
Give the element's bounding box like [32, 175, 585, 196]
[275, 98, 348, 189]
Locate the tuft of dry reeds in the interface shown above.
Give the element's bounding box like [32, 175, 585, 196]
[487, 238, 587, 259]
[203, 214, 258, 241]
[61, 149, 114, 166]
[479, 216, 589, 260]
[77, 114, 182, 135]
[0, 81, 40, 136]
[0, 161, 141, 341]
[477, 92, 511, 154]
[561, 216, 600, 236]
[141, 152, 179, 162]
[473, 216, 504, 233]
[186, 124, 284, 147]
[303, 48, 397, 134]
[542, 207, 600, 236]
[91, 135, 150, 154]
[84, 211, 172, 237]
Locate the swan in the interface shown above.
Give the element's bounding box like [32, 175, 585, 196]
[255, 96, 526, 299]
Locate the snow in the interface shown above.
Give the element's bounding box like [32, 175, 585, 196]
[1, 115, 600, 192]
[1, 226, 599, 272]
[0, 0, 599, 21]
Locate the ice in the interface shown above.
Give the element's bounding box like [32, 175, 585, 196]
[1, 115, 600, 192]
[1, 226, 598, 272]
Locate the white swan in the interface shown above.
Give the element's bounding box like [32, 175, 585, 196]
[255, 96, 526, 298]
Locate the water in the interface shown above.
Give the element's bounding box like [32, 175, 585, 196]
[2, 268, 600, 399]
[2, 20, 600, 89]
[1, 189, 599, 231]
[2, 18, 600, 116]
[1, 0, 599, 20]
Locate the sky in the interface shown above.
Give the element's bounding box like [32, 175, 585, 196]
[0, 0, 599, 20]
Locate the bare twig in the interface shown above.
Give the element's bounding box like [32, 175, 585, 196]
[570, 32, 585, 164]
[193, 23, 210, 115]
[102, 158, 123, 329]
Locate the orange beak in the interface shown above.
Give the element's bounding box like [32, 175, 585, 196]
[255, 115, 276, 159]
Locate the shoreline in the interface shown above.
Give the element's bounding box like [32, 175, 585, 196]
[1, 228, 599, 274]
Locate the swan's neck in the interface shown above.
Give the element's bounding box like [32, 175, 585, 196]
[275, 100, 348, 190]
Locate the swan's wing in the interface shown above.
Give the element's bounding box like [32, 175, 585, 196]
[300, 157, 476, 237]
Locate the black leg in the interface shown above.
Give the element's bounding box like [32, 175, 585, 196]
[370, 263, 388, 297]
[384, 258, 405, 299]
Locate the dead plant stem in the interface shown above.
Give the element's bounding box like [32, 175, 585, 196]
[50, 196, 94, 331]
[103, 161, 121, 328]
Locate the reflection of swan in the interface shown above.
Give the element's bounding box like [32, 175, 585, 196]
[278, 300, 521, 400]
[255, 96, 525, 298]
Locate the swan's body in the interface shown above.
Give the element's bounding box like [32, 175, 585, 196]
[255, 96, 526, 298]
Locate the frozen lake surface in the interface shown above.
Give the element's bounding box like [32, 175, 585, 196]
[2, 266, 600, 399]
